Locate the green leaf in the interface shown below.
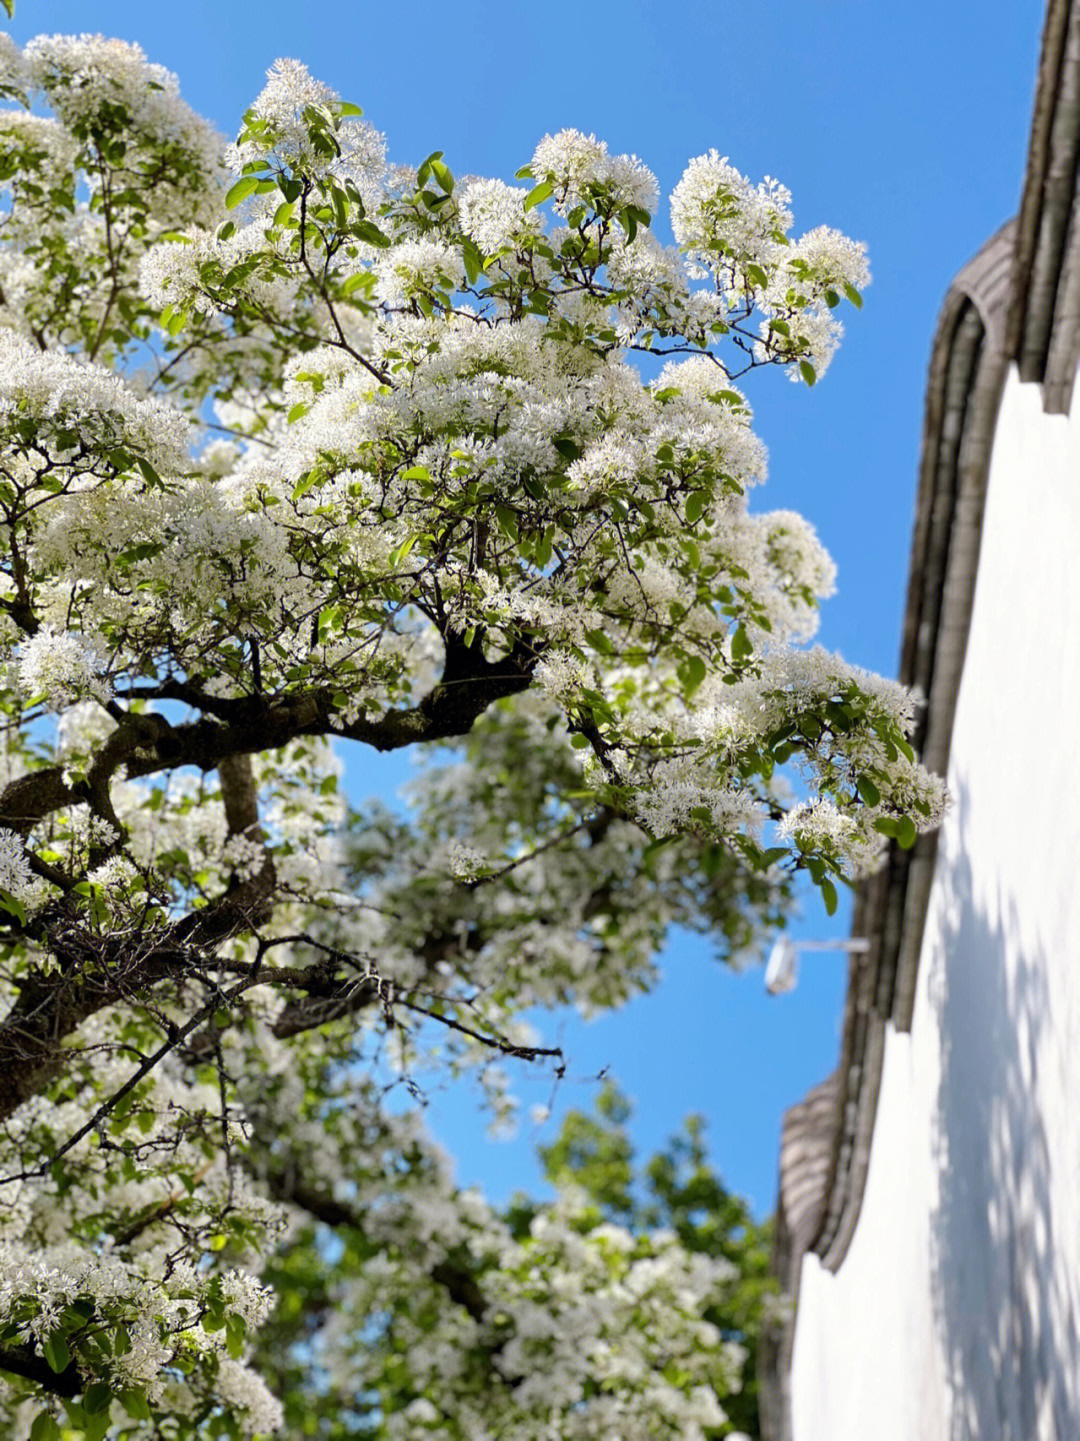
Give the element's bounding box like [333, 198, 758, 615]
[524, 179, 554, 211]
[584, 628, 613, 655]
[225, 1313, 247, 1360]
[292, 469, 320, 502]
[133, 457, 162, 490]
[83, 1409, 111, 1441]
[799, 359, 817, 386]
[430, 158, 454, 194]
[340, 271, 370, 296]
[416, 150, 443, 188]
[514, 165, 534, 180]
[83, 1382, 113, 1414]
[43, 1332, 70, 1374]
[353, 219, 391, 248]
[387, 534, 417, 568]
[338, 101, 364, 116]
[0, 888, 27, 925]
[401, 465, 430, 481]
[495, 504, 519, 541]
[29, 1415, 61, 1441]
[225, 175, 261, 209]
[896, 816, 917, 850]
[685, 491, 706, 523]
[683, 655, 707, 694]
[461, 236, 485, 286]
[843, 281, 863, 309]
[857, 776, 881, 808]
[119, 1390, 152, 1421]
[731, 625, 753, 661]
[286, 402, 309, 424]
[821, 878, 838, 916]
[0, 0, 14, 17]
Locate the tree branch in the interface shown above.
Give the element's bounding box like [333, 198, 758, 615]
[0, 636, 538, 838]
[0, 1341, 82, 1397]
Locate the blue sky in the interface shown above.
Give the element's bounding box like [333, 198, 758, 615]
[6, 0, 1049, 1213]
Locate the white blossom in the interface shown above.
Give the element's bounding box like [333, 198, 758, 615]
[0, 828, 32, 900]
[457, 176, 541, 253]
[671, 151, 792, 279]
[374, 239, 466, 303]
[532, 128, 659, 214]
[18, 626, 111, 711]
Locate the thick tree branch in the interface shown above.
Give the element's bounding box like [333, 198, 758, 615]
[0, 636, 538, 838]
[0, 1341, 82, 1397]
[0, 856, 279, 1124]
[215, 751, 275, 931]
[217, 752, 262, 839]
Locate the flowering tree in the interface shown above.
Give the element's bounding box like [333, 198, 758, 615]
[0, 21, 944, 1441]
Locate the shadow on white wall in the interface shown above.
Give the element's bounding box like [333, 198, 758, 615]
[930, 776, 1080, 1440]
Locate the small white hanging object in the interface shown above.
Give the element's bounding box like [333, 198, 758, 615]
[764, 935, 870, 994]
[765, 936, 799, 994]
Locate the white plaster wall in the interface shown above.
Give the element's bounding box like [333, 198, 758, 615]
[790, 364, 1080, 1441]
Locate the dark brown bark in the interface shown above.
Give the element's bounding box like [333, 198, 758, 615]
[0, 637, 537, 839]
[0, 1342, 82, 1397]
[0, 856, 279, 1123]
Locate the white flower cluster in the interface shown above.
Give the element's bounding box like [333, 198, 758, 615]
[778, 798, 878, 872]
[534, 650, 591, 704]
[23, 33, 223, 192]
[457, 176, 541, 254]
[0, 828, 32, 901]
[0, 33, 25, 98]
[447, 839, 486, 882]
[532, 128, 659, 214]
[0, 1237, 275, 1405]
[231, 56, 387, 201]
[632, 761, 763, 839]
[374, 239, 466, 304]
[215, 1358, 285, 1437]
[670, 150, 793, 278]
[757, 224, 871, 380]
[18, 626, 111, 711]
[0, 330, 191, 472]
[138, 214, 299, 319]
[0, 112, 77, 192]
[220, 832, 267, 883]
